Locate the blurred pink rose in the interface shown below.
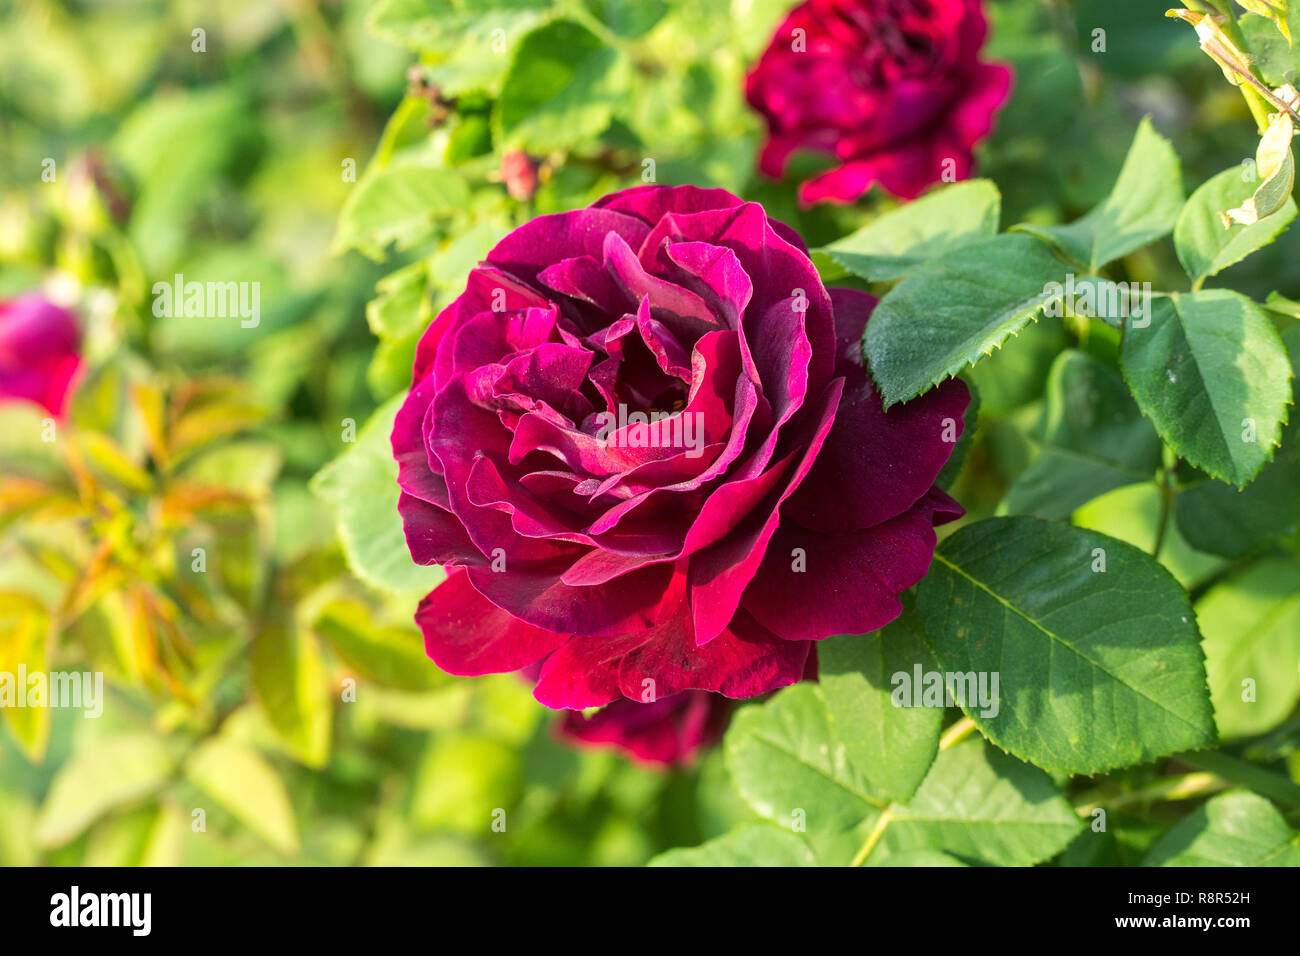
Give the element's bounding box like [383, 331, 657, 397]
[0, 294, 83, 418]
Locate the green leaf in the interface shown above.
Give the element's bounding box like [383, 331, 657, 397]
[1015, 117, 1183, 270]
[252, 627, 332, 768]
[314, 598, 444, 692]
[648, 824, 816, 866]
[1175, 429, 1300, 557]
[1175, 323, 1300, 556]
[310, 394, 445, 595]
[1144, 791, 1300, 866]
[367, 262, 432, 342]
[1073, 483, 1225, 590]
[1175, 165, 1297, 284]
[917, 517, 1216, 775]
[367, 0, 548, 95]
[1002, 350, 1162, 518]
[1241, 9, 1300, 87]
[1120, 290, 1293, 487]
[496, 19, 627, 153]
[0, 402, 70, 484]
[725, 683, 880, 832]
[864, 233, 1067, 407]
[1198, 558, 1300, 738]
[113, 87, 254, 270]
[36, 734, 176, 848]
[817, 180, 1001, 282]
[584, 0, 668, 37]
[184, 737, 300, 856]
[818, 607, 942, 804]
[332, 161, 469, 259]
[967, 315, 1068, 415]
[884, 739, 1081, 866]
[369, 0, 547, 50]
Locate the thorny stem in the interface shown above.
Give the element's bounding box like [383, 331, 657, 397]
[1182, 0, 1289, 130]
[1212, 2, 1295, 129]
[849, 807, 894, 867]
[939, 716, 978, 750]
[848, 718, 979, 866]
[1073, 772, 1227, 816]
[1152, 448, 1178, 560]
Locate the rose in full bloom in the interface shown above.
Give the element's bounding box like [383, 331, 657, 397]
[745, 0, 1013, 205]
[0, 295, 84, 418]
[557, 691, 732, 767]
[393, 184, 967, 712]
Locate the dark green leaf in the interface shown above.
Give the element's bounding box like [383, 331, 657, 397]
[1175, 165, 1297, 284]
[884, 739, 1081, 866]
[1144, 791, 1300, 866]
[818, 180, 1000, 282]
[864, 233, 1067, 407]
[1016, 118, 1183, 270]
[1198, 558, 1300, 738]
[818, 607, 942, 804]
[725, 683, 880, 832]
[1003, 350, 1161, 518]
[1120, 290, 1293, 487]
[496, 19, 627, 153]
[917, 517, 1216, 775]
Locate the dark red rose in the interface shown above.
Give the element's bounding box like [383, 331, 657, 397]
[0, 294, 83, 418]
[557, 691, 732, 767]
[746, 0, 1012, 204]
[393, 184, 967, 711]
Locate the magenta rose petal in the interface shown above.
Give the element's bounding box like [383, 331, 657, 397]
[416, 569, 570, 676]
[556, 691, 730, 767]
[398, 491, 487, 567]
[785, 371, 970, 533]
[687, 378, 844, 645]
[591, 183, 747, 223]
[533, 629, 653, 708]
[392, 376, 447, 503]
[786, 287, 970, 532]
[485, 207, 652, 285]
[618, 607, 810, 700]
[741, 487, 964, 641]
[466, 559, 676, 637]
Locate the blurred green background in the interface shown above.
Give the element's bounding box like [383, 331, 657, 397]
[1, 0, 1298, 867]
